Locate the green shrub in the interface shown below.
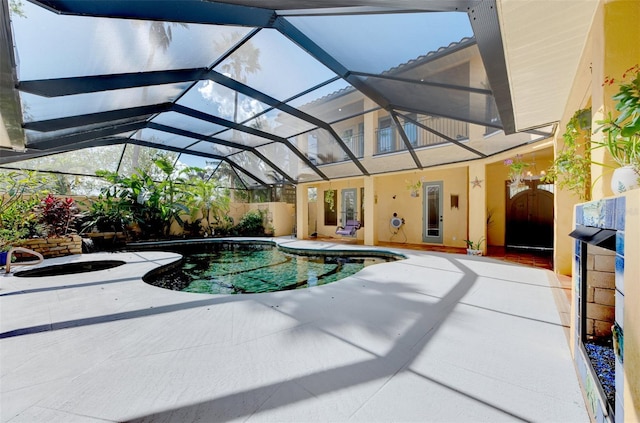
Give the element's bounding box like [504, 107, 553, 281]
[234, 210, 265, 236]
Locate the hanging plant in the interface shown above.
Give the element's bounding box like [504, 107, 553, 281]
[543, 108, 593, 200]
[504, 155, 530, 187]
[324, 190, 335, 212]
[405, 180, 422, 197]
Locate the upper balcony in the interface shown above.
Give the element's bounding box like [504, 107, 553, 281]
[375, 116, 468, 155]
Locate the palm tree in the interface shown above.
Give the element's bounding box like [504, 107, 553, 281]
[131, 21, 188, 169]
[214, 32, 262, 122]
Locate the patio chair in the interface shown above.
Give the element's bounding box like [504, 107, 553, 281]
[335, 220, 361, 236]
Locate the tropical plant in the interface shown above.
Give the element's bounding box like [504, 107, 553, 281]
[543, 108, 593, 200]
[182, 167, 230, 236]
[595, 64, 640, 176]
[0, 170, 48, 217]
[36, 194, 78, 237]
[95, 157, 189, 238]
[234, 209, 266, 236]
[464, 236, 485, 251]
[0, 198, 41, 252]
[0, 170, 49, 249]
[80, 195, 132, 233]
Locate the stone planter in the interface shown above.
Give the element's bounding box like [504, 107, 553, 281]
[466, 249, 482, 256]
[14, 235, 82, 259]
[85, 231, 128, 251]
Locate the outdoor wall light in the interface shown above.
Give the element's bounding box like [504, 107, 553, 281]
[451, 194, 459, 209]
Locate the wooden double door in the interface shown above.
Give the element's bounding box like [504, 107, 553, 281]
[505, 180, 554, 250]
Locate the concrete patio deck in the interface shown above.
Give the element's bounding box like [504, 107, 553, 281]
[0, 238, 587, 422]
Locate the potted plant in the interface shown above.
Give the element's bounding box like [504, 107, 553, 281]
[595, 64, 640, 193]
[405, 180, 422, 197]
[504, 155, 530, 188]
[464, 236, 485, 256]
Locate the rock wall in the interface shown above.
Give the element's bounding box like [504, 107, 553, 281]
[16, 235, 82, 259]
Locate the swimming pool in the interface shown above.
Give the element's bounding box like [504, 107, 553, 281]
[139, 240, 401, 294]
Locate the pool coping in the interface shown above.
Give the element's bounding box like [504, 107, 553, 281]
[127, 237, 408, 260]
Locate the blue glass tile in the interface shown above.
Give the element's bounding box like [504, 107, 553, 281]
[602, 198, 617, 228]
[615, 196, 626, 230]
[576, 204, 584, 225]
[616, 289, 624, 327]
[575, 239, 582, 255]
[616, 255, 624, 294]
[583, 200, 605, 227]
[616, 232, 624, 256]
[613, 323, 624, 363]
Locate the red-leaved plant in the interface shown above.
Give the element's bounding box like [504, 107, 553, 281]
[38, 194, 77, 237]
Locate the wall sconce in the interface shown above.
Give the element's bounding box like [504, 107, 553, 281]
[451, 194, 459, 209]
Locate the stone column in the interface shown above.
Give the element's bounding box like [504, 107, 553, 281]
[295, 183, 309, 239]
[363, 176, 377, 246]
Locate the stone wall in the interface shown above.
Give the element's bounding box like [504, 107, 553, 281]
[15, 235, 82, 259]
[586, 245, 615, 339]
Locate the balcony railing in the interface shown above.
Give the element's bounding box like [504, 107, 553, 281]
[375, 116, 468, 155]
[341, 132, 365, 160]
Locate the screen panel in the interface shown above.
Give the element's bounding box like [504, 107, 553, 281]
[214, 29, 336, 102]
[286, 12, 472, 74]
[12, 2, 252, 80]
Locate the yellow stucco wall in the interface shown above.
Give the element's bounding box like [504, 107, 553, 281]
[565, 1, 640, 419]
[305, 167, 469, 247]
[227, 202, 294, 237]
[308, 179, 365, 240]
[601, 2, 640, 420]
[373, 168, 469, 246]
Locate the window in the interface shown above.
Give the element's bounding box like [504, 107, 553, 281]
[377, 117, 394, 153]
[308, 187, 317, 202]
[404, 120, 418, 146]
[308, 133, 318, 164]
[342, 129, 353, 160]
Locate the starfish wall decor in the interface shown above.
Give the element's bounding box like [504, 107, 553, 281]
[470, 177, 483, 188]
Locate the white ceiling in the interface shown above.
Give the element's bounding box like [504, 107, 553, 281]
[497, 0, 599, 131]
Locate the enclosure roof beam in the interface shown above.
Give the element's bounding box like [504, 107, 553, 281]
[206, 70, 369, 176]
[128, 139, 268, 187]
[172, 104, 329, 181]
[27, 121, 148, 150]
[17, 69, 209, 98]
[32, 0, 275, 27]
[390, 111, 422, 169]
[397, 112, 487, 158]
[22, 103, 173, 132]
[468, 0, 515, 134]
[147, 122, 297, 185]
[0, 138, 123, 165]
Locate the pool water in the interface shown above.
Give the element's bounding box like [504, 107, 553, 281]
[144, 242, 396, 294]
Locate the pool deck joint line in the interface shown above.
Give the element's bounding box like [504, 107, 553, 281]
[0, 238, 587, 422]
